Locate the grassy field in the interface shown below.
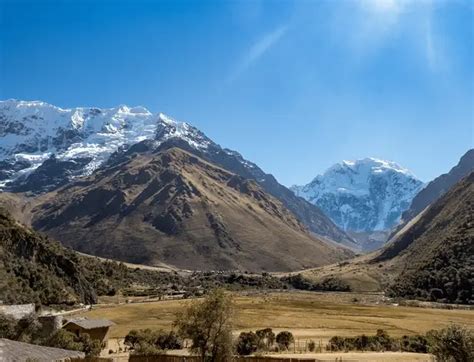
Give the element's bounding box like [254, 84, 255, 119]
[76, 291, 474, 343]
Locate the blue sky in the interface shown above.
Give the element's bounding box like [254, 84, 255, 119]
[1, 0, 473, 185]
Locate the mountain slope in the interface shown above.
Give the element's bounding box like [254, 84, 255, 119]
[291, 158, 423, 232]
[401, 149, 474, 223]
[376, 172, 473, 303]
[15, 146, 352, 271]
[301, 172, 473, 303]
[0, 208, 97, 305]
[0, 99, 353, 246]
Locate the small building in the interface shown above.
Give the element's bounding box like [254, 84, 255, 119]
[63, 318, 115, 344]
[0, 338, 85, 361]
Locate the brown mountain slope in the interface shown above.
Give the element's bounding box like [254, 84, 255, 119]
[300, 172, 473, 303]
[401, 149, 474, 224]
[8, 147, 352, 272]
[379, 172, 473, 303]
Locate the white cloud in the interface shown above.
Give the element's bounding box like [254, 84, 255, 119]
[228, 25, 288, 83]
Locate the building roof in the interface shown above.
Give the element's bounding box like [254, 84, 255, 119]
[0, 338, 85, 361]
[64, 318, 115, 330]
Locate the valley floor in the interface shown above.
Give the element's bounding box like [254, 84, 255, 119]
[74, 291, 473, 345]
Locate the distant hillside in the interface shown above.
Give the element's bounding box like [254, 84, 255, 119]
[11, 146, 352, 272]
[300, 172, 473, 304]
[0, 208, 97, 305]
[401, 149, 474, 223]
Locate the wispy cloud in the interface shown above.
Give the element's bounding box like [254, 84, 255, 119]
[342, 0, 446, 71]
[228, 25, 288, 83]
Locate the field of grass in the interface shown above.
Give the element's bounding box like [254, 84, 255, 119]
[76, 291, 474, 343]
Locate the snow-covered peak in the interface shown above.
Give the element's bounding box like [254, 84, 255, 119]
[291, 158, 424, 231]
[0, 100, 210, 186]
[339, 157, 412, 176]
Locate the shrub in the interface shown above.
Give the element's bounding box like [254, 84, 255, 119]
[46, 329, 101, 356]
[0, 313, 17, 339]
[327, 330, 395, 352]
[236, 332, 259, 356]
[399, 335, 429, 353]
[308, 340, 316, 352]
[124, 329, 183, 354]
[427, 325, 474, 362]
[255, 328, 275, 350]
[276, 331, 294, 350]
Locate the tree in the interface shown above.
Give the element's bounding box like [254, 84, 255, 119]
[308, 340, 316, 352]
[427, 325, 474, 362]
[276, 331, 294, 350]
[174, 289, 234, 362]
[256, 328, 275, 350]
[236, 332, 258, 356]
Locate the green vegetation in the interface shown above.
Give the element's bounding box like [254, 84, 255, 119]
[387, 232, 473, 304]
[0, 208, 96, 305]
[283, 274, 351, 292]
[382, 174, 474, 304]
[174, 289, 234, 362]
[124, 329, 182, 355]
[236, 328, 277, 355]
[46, 329, 102, 357]
[236, 332, 259, 356]
[327, 329, 400, 352]
[327, 325, 474, 360]
[275, 331, 294, 350]
[0, 312, 101, 356]
[427, 324, 474, 362]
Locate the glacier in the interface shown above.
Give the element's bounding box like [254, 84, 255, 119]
[291, 158, 424, 232]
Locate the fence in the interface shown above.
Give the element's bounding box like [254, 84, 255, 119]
[129, 356, 350, 362]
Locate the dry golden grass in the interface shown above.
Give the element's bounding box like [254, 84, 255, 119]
[76, 291, 474, 343]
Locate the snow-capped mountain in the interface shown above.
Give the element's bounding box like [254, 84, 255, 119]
[291, 158, 424, 232]
[0, 99, 211, 186]
[0, 99, 354, 246]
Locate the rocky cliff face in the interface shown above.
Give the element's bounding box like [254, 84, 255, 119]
[291, 158, 424, 232]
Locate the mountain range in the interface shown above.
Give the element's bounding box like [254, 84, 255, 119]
[0, 99, 472, 304]
[301, 170, 473, 303]
[0, 100, 353, 247]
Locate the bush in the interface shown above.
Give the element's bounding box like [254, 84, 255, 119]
[326, 326, 473, 358]
[0, 313, 17, 339]
[427, 325, 474, 362]
[283, 274, 351, 292]
[124, 329, 183, 355]
[327, 330, 395, 352]
[46, 329, 101, 356]
[399, 335, 429, 353]
[255, 328, 275, 350]
[236, 332, 258, 356]
[276, 331, 294, 350]
[308, 340, 316, 352]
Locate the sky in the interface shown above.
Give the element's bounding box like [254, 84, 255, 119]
[1, 0, 473, 186]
